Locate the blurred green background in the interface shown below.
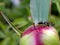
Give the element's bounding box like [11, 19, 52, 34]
[0, 0, 60, 45]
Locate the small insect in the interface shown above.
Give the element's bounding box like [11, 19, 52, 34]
[38, 22, 55, 26]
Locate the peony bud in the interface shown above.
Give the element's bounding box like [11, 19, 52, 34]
[20, 25, 59, 45]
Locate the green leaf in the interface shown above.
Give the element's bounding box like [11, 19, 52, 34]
[0, 21, 6, 31]
[55, 1, 60, 14]
[49, 15, 60, 27]
[52, 0, 60, 14]
[1, 37, 10, 45]
[0, 31, 6, 38]
[13, 18, 28, 28]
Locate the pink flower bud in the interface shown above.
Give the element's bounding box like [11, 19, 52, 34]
[20, 25, 59, 45]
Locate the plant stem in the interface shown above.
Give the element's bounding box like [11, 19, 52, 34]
[0, 12, 22, 36]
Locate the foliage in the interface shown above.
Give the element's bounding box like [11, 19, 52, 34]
[0, 0, 60, 45]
